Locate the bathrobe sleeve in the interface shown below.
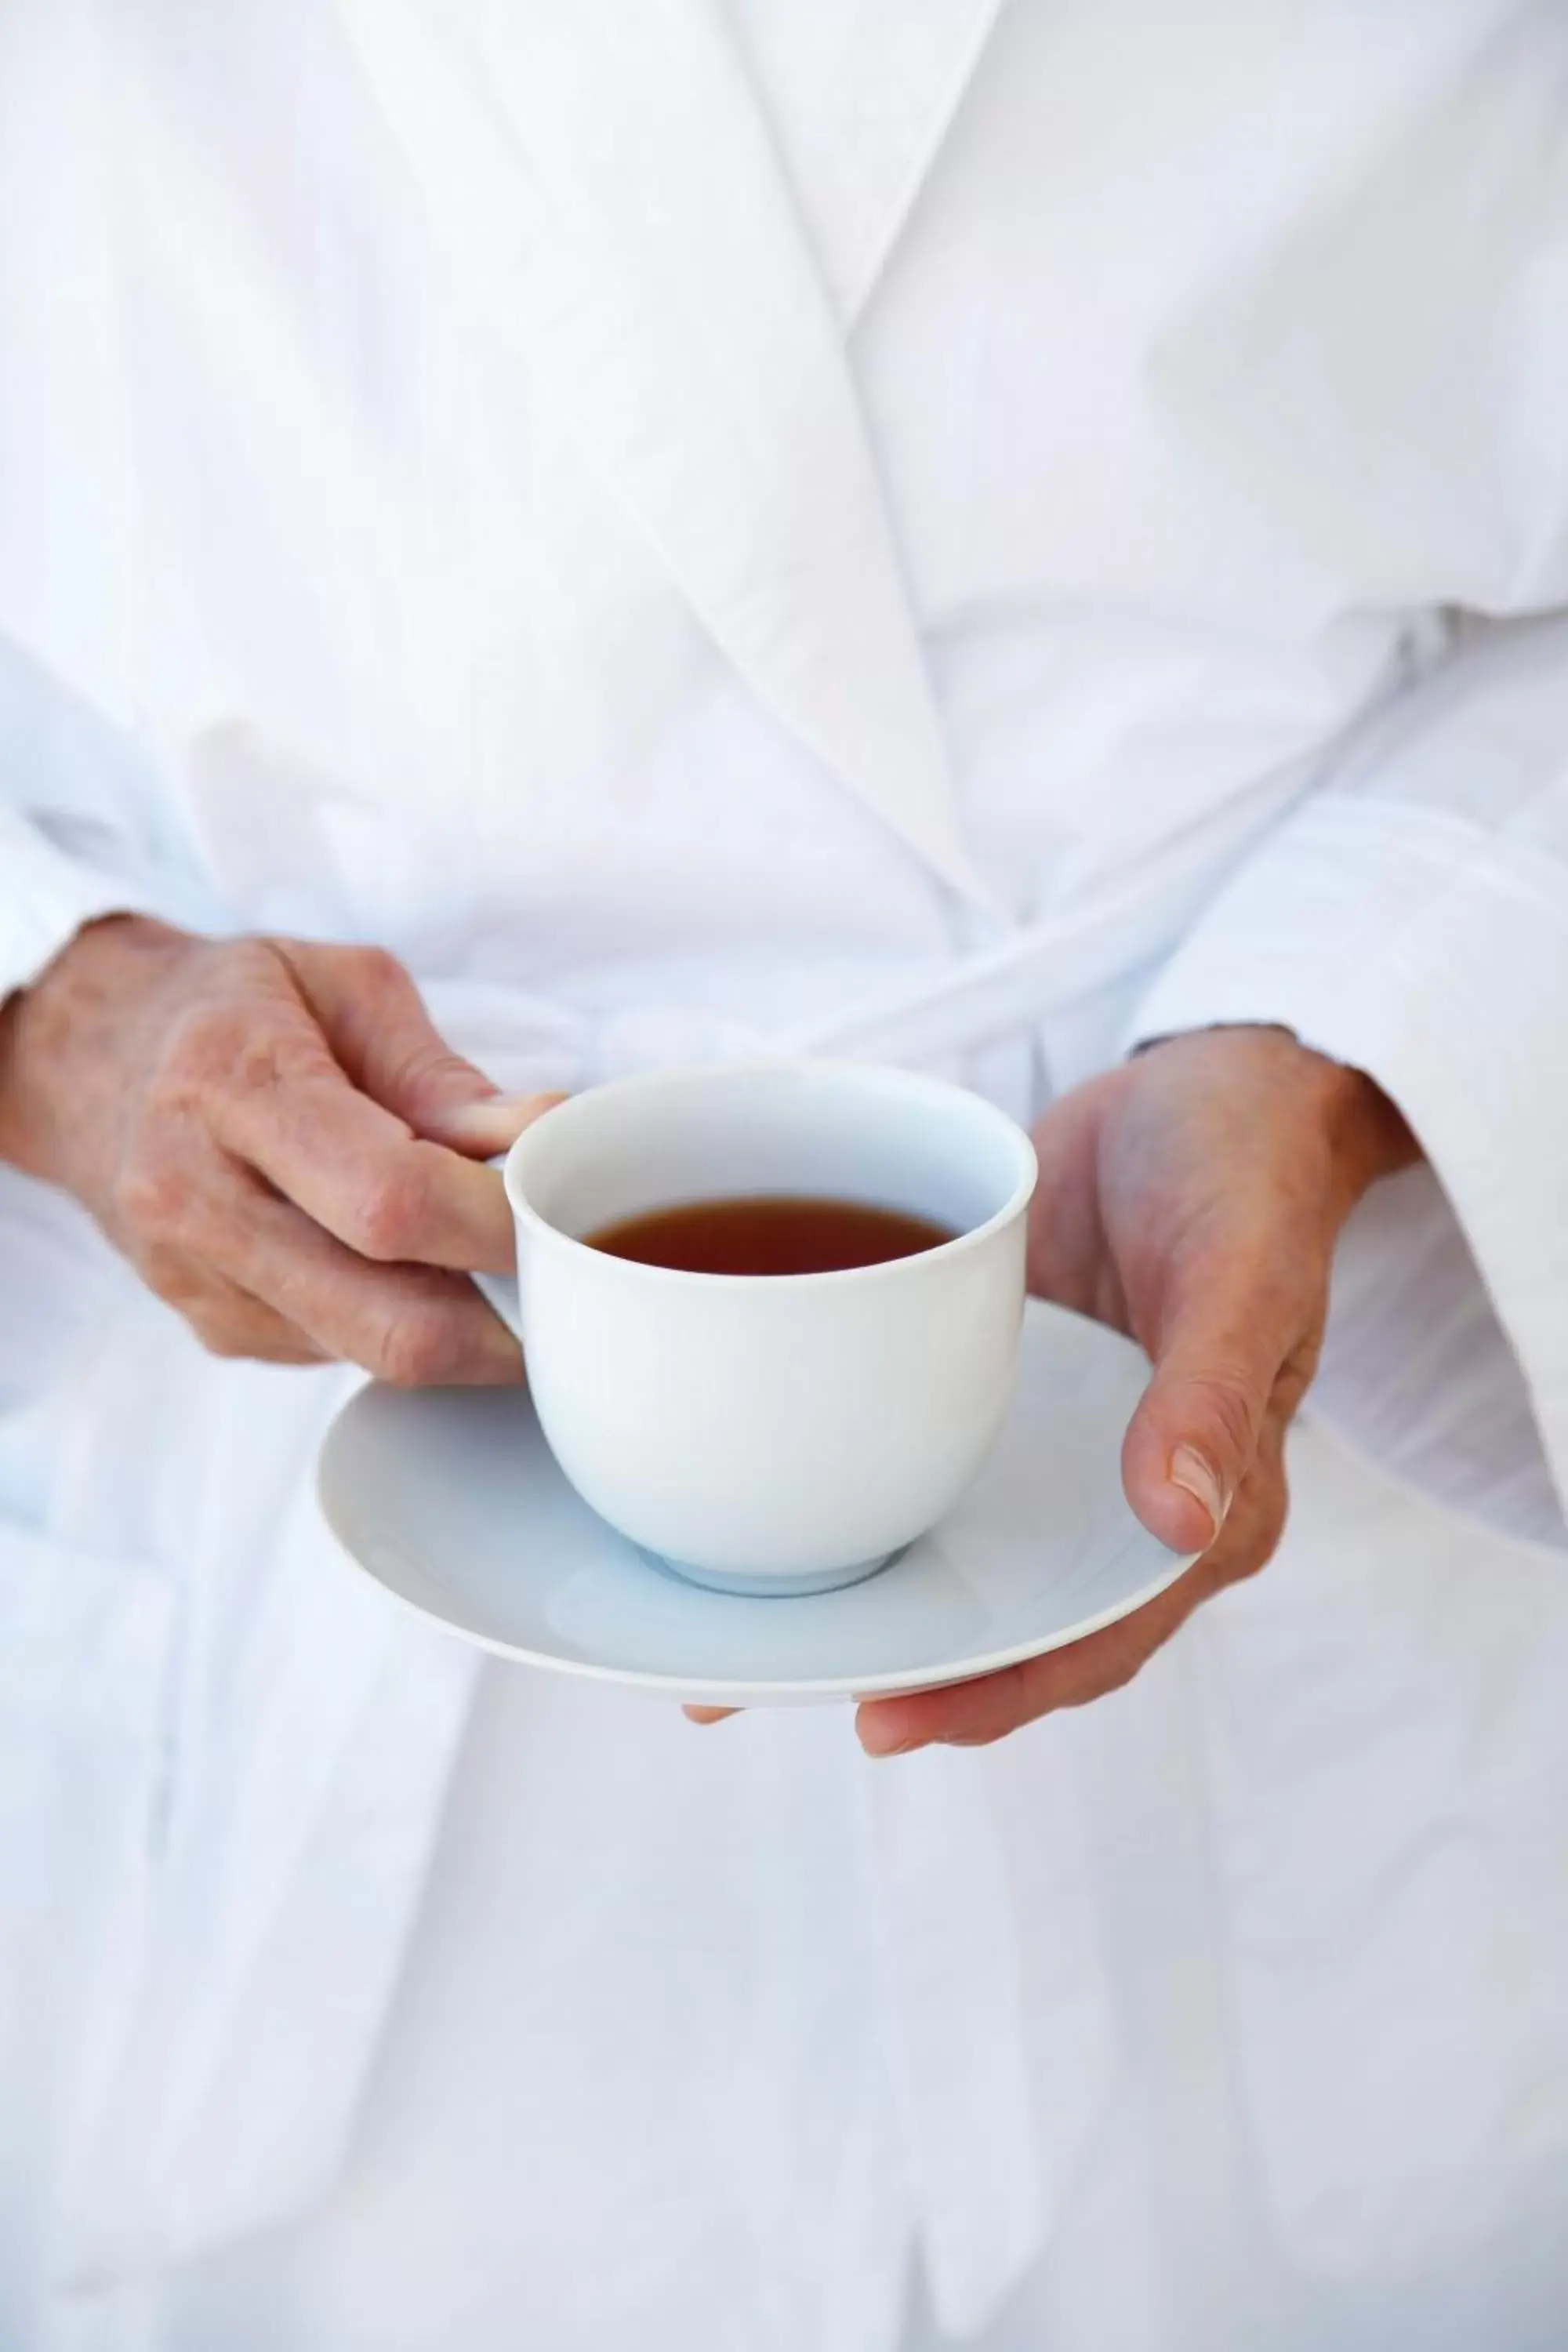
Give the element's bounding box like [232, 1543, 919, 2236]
[0, 21, 205, 1002]
[0, 809, 172, 997]
[0, 634, 206, 1000]
[1124, 614, 1568, 1512]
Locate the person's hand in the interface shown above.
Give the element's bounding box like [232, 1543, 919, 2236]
[0, 914, 557, 1380]
[848, 1026, 1417, 1755]
[688, 1025, 1417, 1750]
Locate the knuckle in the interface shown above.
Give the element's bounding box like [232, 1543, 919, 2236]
[159, 1002, 296, 1109]
[401, 1043, 482, 1100]
[142, 941, 323, 1115]
[224, 1021, 324, 1102]
[114, 1149, 191, 1237]
[337, 943, 414, 1007]
[218, 936, 295, 988]
[1184, 1368, 1261, 1466]
[348, 1160, 434, 1262]
[147, 1018, 224, 1116]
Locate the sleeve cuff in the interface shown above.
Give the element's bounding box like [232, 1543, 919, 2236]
[1122, 792, 1568, 1503]
[0, 813, 175, 999]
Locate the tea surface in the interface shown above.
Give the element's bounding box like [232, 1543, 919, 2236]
[585, 1194, 956, 1276]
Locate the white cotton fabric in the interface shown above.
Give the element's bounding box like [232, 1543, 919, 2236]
[2, 2, 1567, 2347]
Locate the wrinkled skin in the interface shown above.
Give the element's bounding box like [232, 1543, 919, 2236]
[1, 921, 1416, 1752]
[691, 1025, 1417, 1753]
[0, 915, 554, 1382]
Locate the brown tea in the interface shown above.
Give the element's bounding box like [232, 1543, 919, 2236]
[585, 1194, 956, 1276]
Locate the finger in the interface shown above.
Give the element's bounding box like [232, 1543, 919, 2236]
[203, 1010, 517, 1272]
[191, 1166, 524, 1384]
[859, 1410, 1297, 1756]
[1120, 1227, 1308, 1554]
[1189, 1406, 1292, 1592]
[683, 1707, 739, 1726]
[185, 1286, 328, 1365]
[857, 1561, 1214, 1755]
[141, 1245, 328, 1365]
[1023, 1073, 1131, 1328]
[278, 942, 560, 1154]
[435, 1091, 568, 1157]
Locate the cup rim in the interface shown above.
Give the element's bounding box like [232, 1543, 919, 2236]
[502, 1058, 1038, 1290]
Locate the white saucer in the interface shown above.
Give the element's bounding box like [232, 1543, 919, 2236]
[317, 1299, 1196, 1705]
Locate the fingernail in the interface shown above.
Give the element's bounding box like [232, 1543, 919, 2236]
[1169, 1446, 1229, 1542]
[440, 1093, 564, 1147]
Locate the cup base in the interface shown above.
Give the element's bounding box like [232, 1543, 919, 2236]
[640, 1548, 899, 1599]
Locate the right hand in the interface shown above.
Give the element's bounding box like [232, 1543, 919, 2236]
[0, 915, 557, 1381]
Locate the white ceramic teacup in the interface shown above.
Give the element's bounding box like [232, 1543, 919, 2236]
[476, 1061, 1037, 1596]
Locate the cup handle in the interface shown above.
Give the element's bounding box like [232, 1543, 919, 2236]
[471, 1267, 524, 1344]
[473, 1152, 524, 1343]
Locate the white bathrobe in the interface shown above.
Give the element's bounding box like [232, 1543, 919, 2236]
[2, 4, 1567, 2347]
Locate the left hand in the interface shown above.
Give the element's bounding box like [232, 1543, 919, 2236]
[689, 1025, 1416, 1754]
[851, 1025, 1417, 1754]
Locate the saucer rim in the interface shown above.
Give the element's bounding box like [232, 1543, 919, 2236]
[318, 1301, 1200, 1703]
[328, 1523, 1196, 1704]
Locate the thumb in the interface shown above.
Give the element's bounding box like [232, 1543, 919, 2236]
[417, 1087, 567, 1157]
[283, 942, 562, 1154]
[1121, 1261, 1289, 1554]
